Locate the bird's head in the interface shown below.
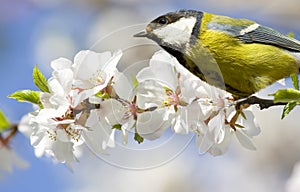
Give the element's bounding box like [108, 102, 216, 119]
[134, 10, 203, 51]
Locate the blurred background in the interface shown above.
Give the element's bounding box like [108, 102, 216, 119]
[1, 0, 300, 191]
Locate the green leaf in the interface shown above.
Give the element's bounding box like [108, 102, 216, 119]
[282, 101, 297, 119]
[8, 90, 43, 107]
[0, 110, 10, 132]
[287, 32, 295, 38]
[33, 65, 50, 93]
[112, 124, 122, 131]
[270, 88, 300, 103]
[163, 86, 173, 94]
[95, 91, 110, 99]
[291, 74, 299, 90]
[132, 77, 139, 89]
[134, 132, 144, 144]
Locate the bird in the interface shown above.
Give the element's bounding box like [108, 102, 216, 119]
[134, 10, 300, 99]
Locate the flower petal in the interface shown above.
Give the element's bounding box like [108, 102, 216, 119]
[136, 81, 166, 109]
[51, 57, 72, 71]
[73, 50, 112, 80]
[136, 51, 178, 90]
[83, 109, 113, 155]
[0, 147, 29, 173]
[136, 108, 170, 140]
[52, 68, 73, 94]
[113, 71, 134, 100]
[240, 110, 261, 137]
[235, 130, 257, 150]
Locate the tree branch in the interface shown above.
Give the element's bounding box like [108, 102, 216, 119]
[235, 96, 287, 110]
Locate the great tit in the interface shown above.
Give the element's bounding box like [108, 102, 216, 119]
[134, 10, 300, 99]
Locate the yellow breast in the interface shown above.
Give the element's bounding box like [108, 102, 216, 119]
[188, 13, 299, 97]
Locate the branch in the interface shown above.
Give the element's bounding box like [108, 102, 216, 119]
[0, 124, 18, 147]
[235, 96, 287, 110]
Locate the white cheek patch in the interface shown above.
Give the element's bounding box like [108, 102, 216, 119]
[153, 17, 197, 47]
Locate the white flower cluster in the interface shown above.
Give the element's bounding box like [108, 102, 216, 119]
[19, 50, 260, 167]
[0, 143, 29, 176]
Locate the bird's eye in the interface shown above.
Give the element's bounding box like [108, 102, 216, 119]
[158, 17, 168, 25]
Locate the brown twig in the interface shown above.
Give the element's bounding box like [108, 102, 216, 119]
[0, 124, 18, 147]
[235, 96, 287, 110]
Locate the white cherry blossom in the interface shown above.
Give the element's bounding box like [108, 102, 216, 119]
[15, 48, 262, 167]
[72, 50, 122, 107]
[0, 146, 29, 176]
[136, 50, 208, 137]
[19, 50, 123, 166]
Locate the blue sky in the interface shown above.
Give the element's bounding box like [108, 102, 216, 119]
[0, 2, 95, 191]
[1, 1, 300, 192]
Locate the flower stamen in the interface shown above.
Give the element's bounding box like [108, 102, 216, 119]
[90, 70, 106, 86]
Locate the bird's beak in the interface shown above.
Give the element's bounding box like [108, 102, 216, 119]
[133, 30, 148, 37]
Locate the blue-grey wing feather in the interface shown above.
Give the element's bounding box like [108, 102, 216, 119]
[207, 22, 300, 52]
[236, 25, 300, 52]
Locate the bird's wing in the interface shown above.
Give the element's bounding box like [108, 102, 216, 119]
[236, 24, 300, 52]
[207, 21, 300, 52]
